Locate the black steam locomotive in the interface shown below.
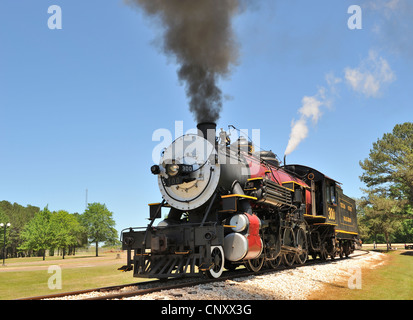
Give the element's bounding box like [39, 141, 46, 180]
[119, 123, 359, 279]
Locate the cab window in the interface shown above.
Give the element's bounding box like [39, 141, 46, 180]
[326, 181, 336, 205]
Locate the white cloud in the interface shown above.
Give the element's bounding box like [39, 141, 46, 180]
[364, 0, 413, 58]
[386, 0, 400, 10]
[344, 51, 395, 98]
[325, 72, 342, 89]
[367, 0, 400, 11]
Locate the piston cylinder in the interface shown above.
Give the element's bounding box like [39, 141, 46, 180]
[224, 213, 263, 262]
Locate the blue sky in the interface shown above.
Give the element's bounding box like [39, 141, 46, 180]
[1, 0, 412, 232]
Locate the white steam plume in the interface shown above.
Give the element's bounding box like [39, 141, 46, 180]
[284, 87, 329, 156]
[284, 118, 309, 156]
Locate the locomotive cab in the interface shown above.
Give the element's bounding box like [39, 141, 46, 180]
[283, 165, 359, 259]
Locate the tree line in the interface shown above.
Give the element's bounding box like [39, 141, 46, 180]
[358, 122, 413, 248]
[0, 202, 118, 260]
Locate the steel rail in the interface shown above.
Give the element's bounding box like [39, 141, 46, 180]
[16, 280, 157, 301]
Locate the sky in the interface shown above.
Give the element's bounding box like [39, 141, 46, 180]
[1, 0, 412, 232]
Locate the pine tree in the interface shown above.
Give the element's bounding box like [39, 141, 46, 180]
[360, 122, 413, 208]
[359, 122, 413, 247]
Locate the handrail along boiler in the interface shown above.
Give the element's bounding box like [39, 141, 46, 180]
[120, 123, 359, 278]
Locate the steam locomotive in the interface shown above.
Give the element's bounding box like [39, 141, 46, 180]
[119, 123, 359, 279]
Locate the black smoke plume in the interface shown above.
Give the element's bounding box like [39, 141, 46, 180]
[127, 0, 244, 123]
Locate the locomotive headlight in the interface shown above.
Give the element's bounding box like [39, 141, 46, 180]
[166, 164, 180, 177]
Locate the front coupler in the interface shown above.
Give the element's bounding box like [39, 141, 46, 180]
[120, 223, 224, 279]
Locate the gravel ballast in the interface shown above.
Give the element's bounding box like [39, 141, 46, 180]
[124, 250, 385, 300]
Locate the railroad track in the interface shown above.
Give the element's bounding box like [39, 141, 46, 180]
[18, 250, 370, 300]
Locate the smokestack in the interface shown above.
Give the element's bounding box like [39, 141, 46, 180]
[197, 122, 217, 148]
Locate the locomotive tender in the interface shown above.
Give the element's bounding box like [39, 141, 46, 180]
[120, 123, 359, 279]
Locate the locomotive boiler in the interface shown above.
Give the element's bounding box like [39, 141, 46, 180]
[119, 123, 359, 279]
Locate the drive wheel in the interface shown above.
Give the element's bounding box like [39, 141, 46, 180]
[265, 233, 281, 269]
[245, 256, 265, 272]
[282, 253, 296, 267]
[267, 255, 282, 269]
[295, 227, 308, 265]
[282, 227, 296, 266]
[206, 246, 225, 279]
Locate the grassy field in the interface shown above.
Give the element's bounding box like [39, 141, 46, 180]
[0, 250, 149, 300]
[310, 250, 413, 300]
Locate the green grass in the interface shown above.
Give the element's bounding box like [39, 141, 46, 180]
[310, 250, 413, 300]
[0, 252, 150, 300]
[1, 265, 139, 300]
